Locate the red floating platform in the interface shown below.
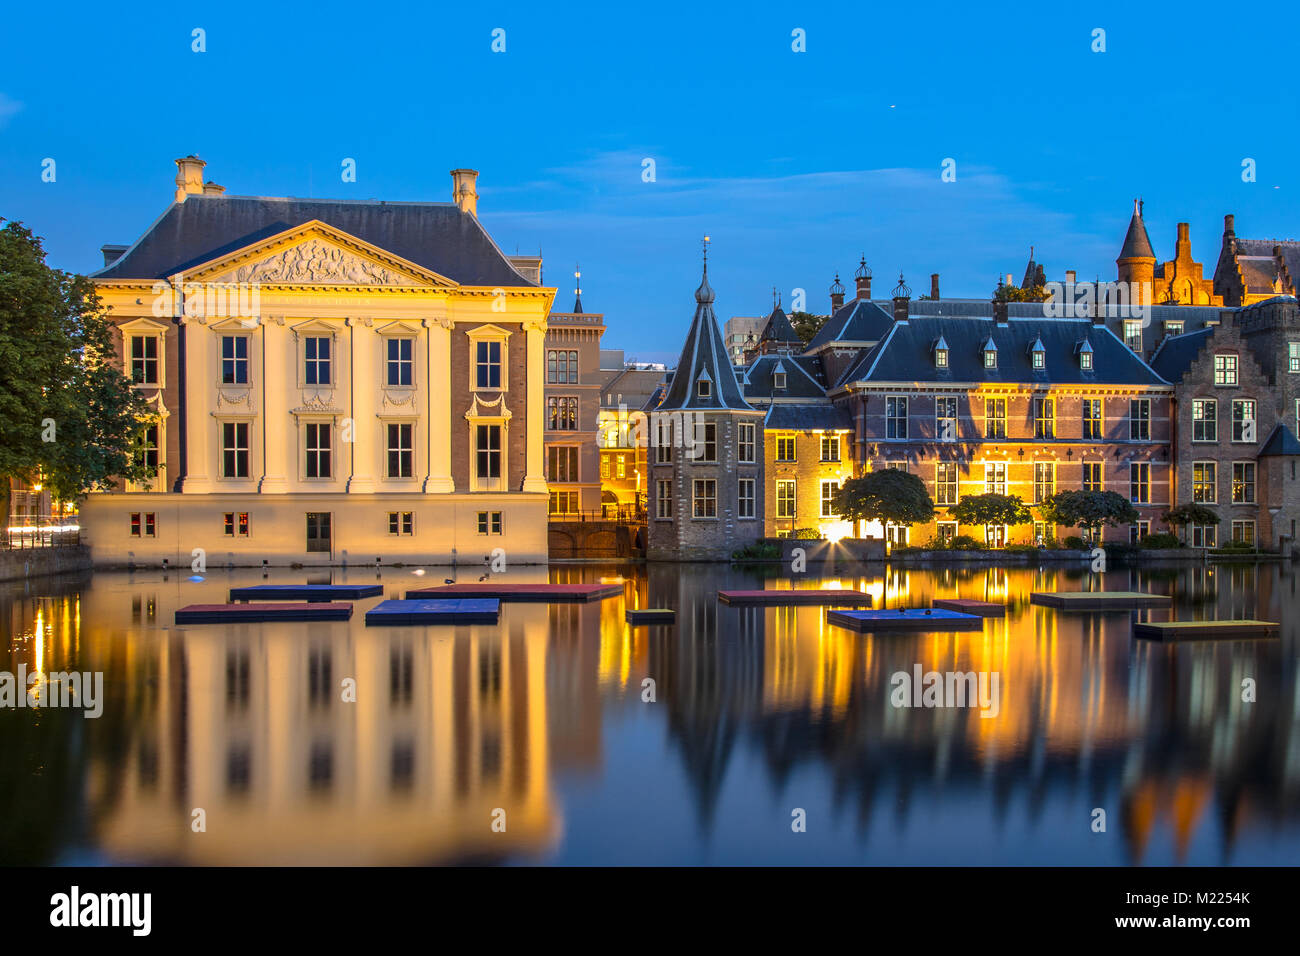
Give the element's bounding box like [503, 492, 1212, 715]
[406, 583, 622, 603]
[176, 603, 353, 624]
[717, 589, 874, 606]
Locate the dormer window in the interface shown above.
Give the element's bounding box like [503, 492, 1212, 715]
[1165, 320, 1184, 336]
[933, 335, 949, 368]
[773, 371, 787, 389]
[982, 337, 997, 369]
[697, 379, 712, 399]
[1028, 335, 1046, 370]
[1080, 351, 1093, 370]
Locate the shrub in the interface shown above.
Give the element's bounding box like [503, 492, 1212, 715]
[731, 543, 780, 561]
[1062, 535, 1086, 550]
[949, 534, 985, 551]
[791, 527, 822, 539]
[1139, 532, 1182, 549]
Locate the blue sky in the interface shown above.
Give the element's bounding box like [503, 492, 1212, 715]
[1, 0, 1293, 363]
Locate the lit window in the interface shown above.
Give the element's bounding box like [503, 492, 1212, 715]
[935, 462, 958, 505]
[984, 462, 1006, 495]
[546, 446, 579, 483]
[984, 399, 1006, 439]
[1214, 354, 1238, 386]
[1034, 397, 1055, 439]
[1082, 399, 1102, 439]
[693, 479, 717, 518]
[820, 480, 839, 518]
[776, 479, 796, 519]
[1192, 399, 1217, 441]
[1232, 462, 1255, 503]
[1191, 462, 1216, 503]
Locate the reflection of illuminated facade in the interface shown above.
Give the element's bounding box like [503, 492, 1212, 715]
[3, 562, 1298, 864]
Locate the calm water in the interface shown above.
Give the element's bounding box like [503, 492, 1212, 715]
[2, 559, 1297, 866]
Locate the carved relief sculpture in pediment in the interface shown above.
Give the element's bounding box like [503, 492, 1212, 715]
[229, 239, 420, 286]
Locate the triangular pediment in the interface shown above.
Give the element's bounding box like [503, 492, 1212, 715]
[186, 221, 456, 288]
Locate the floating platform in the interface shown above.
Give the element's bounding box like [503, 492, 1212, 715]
[828, 608, 984, 632]
[626, 608, 676, 625]
[1030, 591, 1171, 610]
[176, 603, 353, 624]
[717, 589, 874, 607]
[229, 584, 384, 603]
[406, 583, 621, 603]
[365, 599, 500, 625]
[1134, 619, 1279, 641]
[932, 598, 1006, 617]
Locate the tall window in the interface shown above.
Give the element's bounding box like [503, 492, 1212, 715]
[388, 512, 415, 536]
[1129, 399, 1151, 440]
[472, 424, 498, 482]
[820, 480, 839, 518]
[221, 335, 249, 384]
[820, 434, 841, 461]
[1231, 462, 1255, 503]
[1082, 399, 1102, 439]
[1123, 320, 1142, 352]
[1033, 397, 1055, 439]
[305, 423, 332, 478]
[547, 349, 578, 384]
[935, 397, 957, 442]
[1192, 399, 1217, 441]
[546, 446, 579, 482]
[1213, 354, 1238, 386]
[130, 335, 159, 385]
[547, 396, 578, 430]
[387, 338, 413, 386]
[886, 396, 908, 439]
[655, 480, 672, 519]
[304, 336, 331, 385]
[1192, 462, 1216, 502]
[221, 422, 250, 478]
[1231, 519, 1255, 545]
[135, 424, 160, 475]
[655, 418, 673, 463]
[1082, 461, 1102, 492]
[984, 462, 1006, 495]
[1290, 342, 1300, 373]
[738, 478, 756, 518]
[475, 340, 502, 389]
[549, 491, 578, 515]
[985, 399, 1006, 439]
[776, 480, 796, 519]
[693, 421, 717, 462]
[775, 436, 796, 462]
[693, 479, 717, 518]
[739, 423, 756, 463]
[1129, 462, 1150, 503]
[935, 462, 958, 505]
[1232, 399, 1256, 442]
[1033, 462, 1054, 503]
[387, 423, 414, 478]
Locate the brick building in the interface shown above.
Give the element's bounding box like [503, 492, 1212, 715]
[543, 275, 605, 516]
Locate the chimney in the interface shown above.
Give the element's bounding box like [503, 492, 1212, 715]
[829, 273, 846, 314]
[101, 244, 127, 267]
[174, 155, 206, 203]
[1065, 270, 1076, 284]
[891, 274, 911, 323]
[854, 256, 872, 300]
[451, 168, 479, 216]
[993, 297, 1008, 325]
[1091, 276, 1106, 325]
[203, 181, 226, 196]
[1224, 213, 1235, 236]
[930, 273, 940, 300]
[1006, 273, 1014, 288]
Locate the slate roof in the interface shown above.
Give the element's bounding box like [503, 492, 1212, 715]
[765, 403, 852, 431]
[742, 354, 827, 400]
[759, 305, 800, 345]
[1258, 423, 1300, 457]
[93, 194, 536, 287]
[1148, 327, 1214, 383]
[805, 298, 894, 351]
[1235, 238, 1300, 293]
[1118, 204, 1156, 260]
[836, 316, 1167, 388]
[658, 264, 755, 411]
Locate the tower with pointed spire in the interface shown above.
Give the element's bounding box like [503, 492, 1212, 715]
[647, 241, 766, 559]
[1117, 198, 1157, 306]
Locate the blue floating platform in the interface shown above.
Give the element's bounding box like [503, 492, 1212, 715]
[828, 607, 984, 632]
[176, 603, 353, 624]
[365, 599, 500, 626]
[230, 584, 384, 603]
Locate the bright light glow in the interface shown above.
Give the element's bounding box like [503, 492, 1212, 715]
[820, 521, 853, 543]
[7, 524, 80, 533]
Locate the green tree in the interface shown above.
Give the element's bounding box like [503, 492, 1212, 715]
[832, 469, 934, 529]
[1038, 490, 1139, 542]
[1162, 503, 1220, 544]
[0, 220, 153, 518]
[950, 492, 1032, 529]
[789, 311, 828, 345]
[992, 282, 1048, 303]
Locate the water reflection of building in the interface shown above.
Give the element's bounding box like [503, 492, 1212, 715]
[2, 563, 1298, 864]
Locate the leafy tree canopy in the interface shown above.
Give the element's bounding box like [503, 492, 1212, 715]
[950, 492, 1032, 527]
[0, 220, 153, 506]
[1039, 490, 1139, 537]
[1162, 503, 1220, 527]
[832, 469, 935, 526]
[789, 311, 828, 345]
